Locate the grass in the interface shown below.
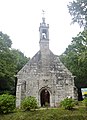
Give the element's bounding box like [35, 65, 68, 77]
[0, 107, 87, 120]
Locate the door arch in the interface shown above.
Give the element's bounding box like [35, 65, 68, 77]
[40, 89, 50, 106]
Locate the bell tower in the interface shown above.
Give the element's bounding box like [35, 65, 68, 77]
[39, 11, 49, 52]
[39, 11, 50, 71]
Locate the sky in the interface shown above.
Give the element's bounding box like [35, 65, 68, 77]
[0, 0, 82, 58]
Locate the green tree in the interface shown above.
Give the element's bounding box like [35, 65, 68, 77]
[0, 32, 16, 94]
[12, 49, 29, 72]
[0, 32, 29, 95]
[60, 30, 87, 89]
[0, 32, 12, 51]
[0, 50, 17, 94]
[67, 0, 87, 27]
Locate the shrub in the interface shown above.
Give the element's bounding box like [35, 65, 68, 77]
[60, 98, 75, 110]
[83, 98, 87, 108]
[74, 100, 79, 106]
[21, 96, 38, 111]
[0, 94, 15, 114]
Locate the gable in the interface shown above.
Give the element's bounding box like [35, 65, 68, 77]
[17, 49, 73, 80]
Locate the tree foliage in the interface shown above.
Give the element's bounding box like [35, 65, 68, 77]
[67, 0, 87, 27]
[0, 32, 12, 51]
[12, 49, 29, 72]
[60, 29, 87, 88]
[0, 32, 29, 94]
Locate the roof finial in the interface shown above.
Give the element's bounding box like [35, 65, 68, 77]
[42, 10, 45, 24]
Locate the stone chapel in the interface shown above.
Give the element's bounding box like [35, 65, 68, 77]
[16, 16, 77, 108]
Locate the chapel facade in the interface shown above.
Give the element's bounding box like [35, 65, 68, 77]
[16, 16, 77, 108]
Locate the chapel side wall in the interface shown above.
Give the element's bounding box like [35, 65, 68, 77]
[16, 79, 24, 108]
[16, 82, 21, 108]
[16, 75, 27, 108]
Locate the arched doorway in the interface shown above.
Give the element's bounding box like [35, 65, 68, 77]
[40, 89, 50, 107]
